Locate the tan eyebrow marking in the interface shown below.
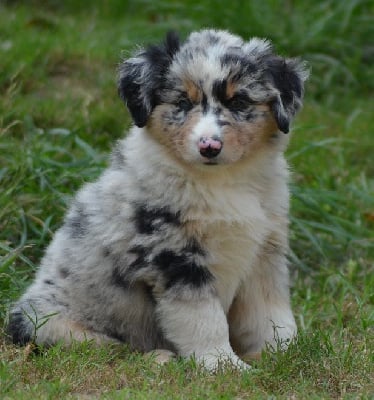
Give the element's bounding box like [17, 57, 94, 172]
[183, 80, 202, 103]
[226, 80, 237, 99]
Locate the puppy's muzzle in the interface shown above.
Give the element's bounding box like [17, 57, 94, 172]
[199, 136, 223, 159]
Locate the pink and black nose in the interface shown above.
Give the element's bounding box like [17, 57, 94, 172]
[198, 136, 223, 159]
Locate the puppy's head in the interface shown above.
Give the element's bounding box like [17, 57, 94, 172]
[118, 29, 309, 166]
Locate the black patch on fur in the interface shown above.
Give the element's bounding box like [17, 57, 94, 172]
[145, 31, 180, 93]
[111, 265, 131, 290]
[212, 79, 227, 104]
[265, 56, 304, 133]
[270, 101, 290, 133]
[118, 65, 149, 127]
[184, 238, 205, 256]
[128, 245, 148, 271]
[109, 246, 149, 287]
[163, 30, 181, 58]
[118, 31, 181, 127]
[176, 97, 193, 113]
[134, 205, 180, 235]
[225, 92, 252, 113]
[213, 82, 253, 115]
[201, 93, 208, 113]
[267, 57, 303, 102]
[7, 310, 32, 345]
[65, 202, 89, 239]
[107, 246, 146, 288]
[153, 249, 212, 289]
[43, 279, 54, 285]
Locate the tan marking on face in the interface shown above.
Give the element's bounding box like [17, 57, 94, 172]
[148, 104, 201, 163]
[184, 80, 202, 103]
[226, 80, 237, 99]
[219, 104, 280, 164]
[172, 110, 201, 155]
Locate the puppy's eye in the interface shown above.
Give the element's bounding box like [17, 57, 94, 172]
[176, 98, 193, 112]
[226, 94, 250, 112]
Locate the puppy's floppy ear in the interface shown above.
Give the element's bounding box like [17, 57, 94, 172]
[118, 31, 180, 127]
[266, 57, 309, 133]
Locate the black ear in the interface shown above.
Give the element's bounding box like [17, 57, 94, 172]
[118, 31, 180, 127]
[266, 57, 309, 133]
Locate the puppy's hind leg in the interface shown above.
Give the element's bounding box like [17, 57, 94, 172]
[7, 302, 119, 347]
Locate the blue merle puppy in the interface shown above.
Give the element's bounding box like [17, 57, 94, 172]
[7, 29, 308, 370]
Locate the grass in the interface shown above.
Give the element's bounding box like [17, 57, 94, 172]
[1, 0, 373, 398]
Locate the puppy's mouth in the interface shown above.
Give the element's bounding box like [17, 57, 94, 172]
[203, 160, 219, 166]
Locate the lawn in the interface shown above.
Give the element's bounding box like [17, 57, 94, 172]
[0, 0, 373, 398]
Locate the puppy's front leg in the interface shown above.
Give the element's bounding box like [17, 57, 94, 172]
[228, 241, 297, 358]
[156, 289, 248, 371]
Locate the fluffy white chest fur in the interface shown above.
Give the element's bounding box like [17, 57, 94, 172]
[122, 127, 289, 315]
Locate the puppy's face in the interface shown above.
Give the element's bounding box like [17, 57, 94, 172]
[119, 30, 308, 167]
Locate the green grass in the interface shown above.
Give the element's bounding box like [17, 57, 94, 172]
[1, 0, 373, 398]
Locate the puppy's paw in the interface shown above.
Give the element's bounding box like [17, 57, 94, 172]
[145, 349, 176, 365]
[196, 351, 251, 372]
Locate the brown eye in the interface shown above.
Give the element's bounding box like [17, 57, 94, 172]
[176, 98, 193, 112]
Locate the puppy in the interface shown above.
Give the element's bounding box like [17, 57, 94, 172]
[7, 29, 308, 370]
